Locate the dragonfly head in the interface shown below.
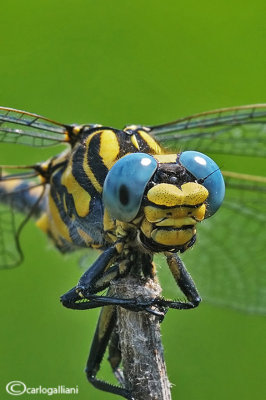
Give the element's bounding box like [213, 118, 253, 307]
[103, 151, 225, 253]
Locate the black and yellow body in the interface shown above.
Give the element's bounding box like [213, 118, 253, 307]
[0, 105, 265, 399]
[0, 122, 207, 398]
[22, 126, 206, 255]
[36, 126, 163, 253]
[0, 124, 207, 262]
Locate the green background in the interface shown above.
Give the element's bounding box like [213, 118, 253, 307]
[0, 1, 265, 400]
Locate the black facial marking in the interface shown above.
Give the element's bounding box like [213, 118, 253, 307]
[152, 162, 195, 188]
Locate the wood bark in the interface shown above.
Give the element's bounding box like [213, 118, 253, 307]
[112, 276, 172, 400]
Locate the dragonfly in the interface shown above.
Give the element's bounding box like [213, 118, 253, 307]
[0, 105, 265, 399]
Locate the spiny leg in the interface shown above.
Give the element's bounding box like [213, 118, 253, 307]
[86, 302, 132, 399]
[61, 245, 119, 309]
[153, 252, 201, 310]
[61, 245, 166, 315]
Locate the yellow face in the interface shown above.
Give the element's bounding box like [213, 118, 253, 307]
[140, 181, 208, 250]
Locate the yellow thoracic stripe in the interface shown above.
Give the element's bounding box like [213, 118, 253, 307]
[48, 195, 71, 242]
[137, 129, 162, 154]
[61, 160, 91, 218]
[99, 130, 120, 170]
[130, 134, 140, 150]
[83, 131, 103, 193]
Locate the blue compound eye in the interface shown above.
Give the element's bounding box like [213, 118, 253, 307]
[179, 151, 225, 217]
[103, 153, 157, 222]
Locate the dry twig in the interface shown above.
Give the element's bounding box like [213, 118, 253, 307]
[112, 276, 172, 400]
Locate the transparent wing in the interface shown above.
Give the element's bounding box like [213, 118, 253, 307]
[182, 173, 266, 314]
[0, 167, 46, 268]
[0, 107, 70, 147]
[149, 104, 266, 157]
[149, 105, 266, 313]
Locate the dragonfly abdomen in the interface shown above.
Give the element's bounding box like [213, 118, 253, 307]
[0, 178, 46, 216]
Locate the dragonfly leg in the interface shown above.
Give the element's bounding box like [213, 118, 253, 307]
[85, 302, 133, 399]
[61, 286, 167, 313]
[60, 245, 119, 309]
[155, 252, 201, 310]
[60, 245, 159, 313]
[108, 327, 125, 386]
